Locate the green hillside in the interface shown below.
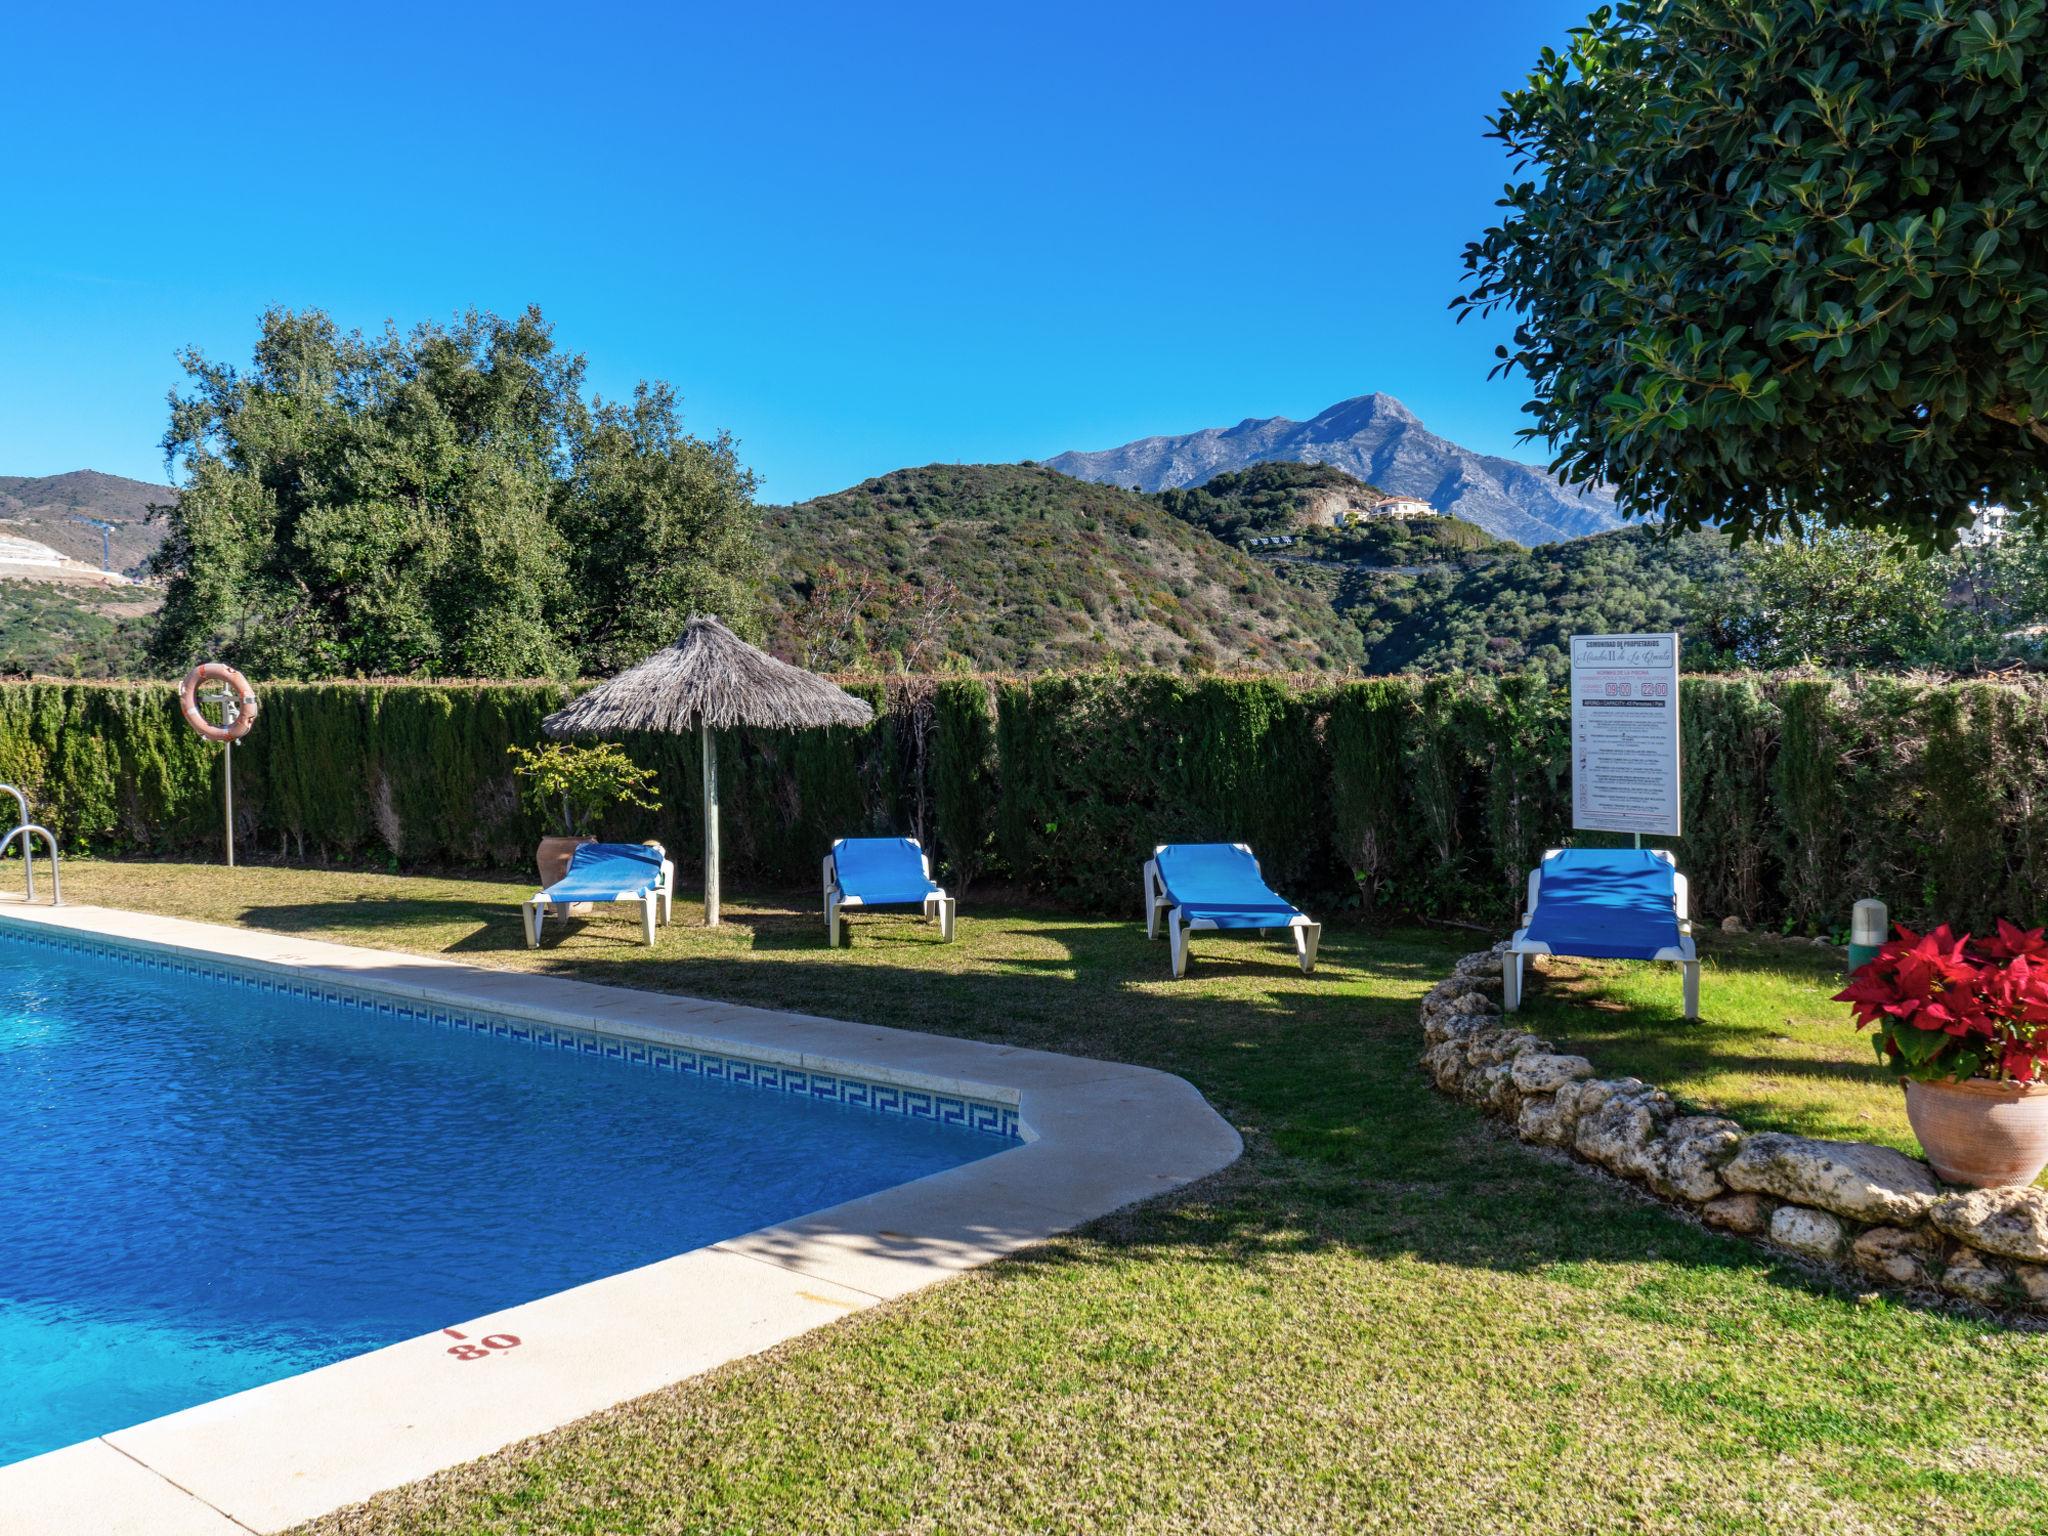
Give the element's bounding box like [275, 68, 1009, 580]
[0, 582, 157, 678]
[759, 464, 1366, 672]
[1339, 525, 1737, 674]
[1309, 511, 1509, 565]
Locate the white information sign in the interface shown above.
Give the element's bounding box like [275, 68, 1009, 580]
[1570, 632, 1681, 838]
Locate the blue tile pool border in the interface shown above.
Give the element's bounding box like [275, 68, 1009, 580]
[0, 918, 1020, 1142]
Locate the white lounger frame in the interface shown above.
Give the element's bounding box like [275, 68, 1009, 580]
[1143, 843, 1321, 980]
[523, 846, 674, 948]
[1503, 846, 1700, 1019]
[822, 837, 956, 947]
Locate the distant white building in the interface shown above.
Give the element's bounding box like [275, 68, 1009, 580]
[1367, 497, 1439, 521]
[1960, 504, 2014, 546]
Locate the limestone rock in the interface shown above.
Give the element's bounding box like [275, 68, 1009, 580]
[1511, 1052, 1594, 1095]
[1574, 1081, 1676, 1183]
[1470, 1060, 1521, 1116]
[1769, 1204, 1847, 1261]
[1464, 1029, 1544, 1069]
[1424, 1011, 1496, 1049]
[1650, 1116, 1743, 1203]
[1423, 1040, 1468, 1093]
[1850, 1226, 1943, 1287]
[1928, 1186, 2048, 1265]
[1516, 1085, 1585, 1148]
[2011, 1262, 2048, 1308]
[1700, 1193, 1775, 1235]
[1571, 1077, 1650, 1117]
[1940, 1246, 2011, 1305]
[1722, 1133, 1939, 1225]
[1453, 950, 1504, 979]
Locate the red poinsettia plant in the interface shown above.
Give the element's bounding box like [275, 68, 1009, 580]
[1836, 922, 2048, 1084]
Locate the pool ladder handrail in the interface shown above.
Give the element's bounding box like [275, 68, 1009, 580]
[0, 782, 60, 905]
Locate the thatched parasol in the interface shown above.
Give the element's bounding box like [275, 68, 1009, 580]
[542, 616, 873, 926]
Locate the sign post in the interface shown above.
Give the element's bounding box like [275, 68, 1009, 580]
[206, 686, 241, 868]
[1569, 633, 1681, 842]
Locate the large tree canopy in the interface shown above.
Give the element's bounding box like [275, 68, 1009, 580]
[149, 307, 760, 678]
[1456, 0, 2048, 545]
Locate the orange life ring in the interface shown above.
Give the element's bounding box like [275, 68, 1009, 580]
[179, 662, 259, 743]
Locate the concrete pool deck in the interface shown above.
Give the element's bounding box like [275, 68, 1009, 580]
[0, 904, 1242, 1535]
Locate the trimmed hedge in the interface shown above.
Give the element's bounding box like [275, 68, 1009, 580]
[3, 673, 2044, 932]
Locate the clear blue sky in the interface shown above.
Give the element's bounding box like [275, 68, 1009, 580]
[1, 1, 1594, 503]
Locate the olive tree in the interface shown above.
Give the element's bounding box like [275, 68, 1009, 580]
[1456, 0, 2048, 545]
[150, 307, 763, 678]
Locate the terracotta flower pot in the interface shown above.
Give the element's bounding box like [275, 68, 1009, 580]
[536, 834, 595, 914]
[1905, 1076, 2048, 1187]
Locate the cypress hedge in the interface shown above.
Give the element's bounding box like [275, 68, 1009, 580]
[2, 672, 2042, 933]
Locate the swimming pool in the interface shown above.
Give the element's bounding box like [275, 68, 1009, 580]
[0, 924, 1008, 1468]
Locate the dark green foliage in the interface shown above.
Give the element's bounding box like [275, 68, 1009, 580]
[1308, 513, 1507, 565]
[7, 672, 2048, 934]
[930, 679, 997, 889]
[1458, 1, 2048, 544]
[1325, 681, 1411, 912]
[1342, 525, 1738, 676]
[0, 682, 564, 865]
[989, 674, 1333, 910]
[1673, 678, 1779, 924]
[556, 382, 764, 670]
[148, 307, 761, 678]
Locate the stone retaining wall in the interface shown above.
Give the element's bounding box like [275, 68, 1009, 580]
[1422, 947, 2048, 1313]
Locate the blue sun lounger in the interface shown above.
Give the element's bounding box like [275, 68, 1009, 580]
[1143, 843, 1321, 979]
[823, 836, 956, 946]
[522, 841, 674, 948]
[1504, 847, 1699, 1019]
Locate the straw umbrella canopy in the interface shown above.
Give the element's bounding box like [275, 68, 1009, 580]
[541, 615, 873, 926]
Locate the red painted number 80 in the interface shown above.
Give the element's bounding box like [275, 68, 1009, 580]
[446, 1332, 521, 1361]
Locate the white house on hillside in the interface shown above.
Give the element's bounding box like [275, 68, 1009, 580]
[1368, 496, 1439, 520]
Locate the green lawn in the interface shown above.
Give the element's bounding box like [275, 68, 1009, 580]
[39, 860, 2048, 1534]
[1515, 935, 1920, 1153]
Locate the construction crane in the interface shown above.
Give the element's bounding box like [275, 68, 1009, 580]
[67, 515, 116, 573]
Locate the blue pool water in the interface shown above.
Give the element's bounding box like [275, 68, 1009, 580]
[0, 927, 1002, 1467]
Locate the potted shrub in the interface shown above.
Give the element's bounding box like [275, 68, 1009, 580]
[507, 741, 662, 889]
[1836, 921, 2048, 1186]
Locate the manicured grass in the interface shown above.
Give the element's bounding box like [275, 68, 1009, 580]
[1515, 935, 1919, 1153]
[38, 861, 2048, 1533]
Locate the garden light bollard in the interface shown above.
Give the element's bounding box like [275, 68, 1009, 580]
[1849, 898, 1887, 976]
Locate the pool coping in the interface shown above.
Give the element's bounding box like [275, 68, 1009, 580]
[0, 904, 1242, 1536]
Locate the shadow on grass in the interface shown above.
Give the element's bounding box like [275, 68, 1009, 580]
[225, 880, 1998, 1331]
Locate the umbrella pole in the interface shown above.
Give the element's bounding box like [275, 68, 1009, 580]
[701, 722, 721, 927]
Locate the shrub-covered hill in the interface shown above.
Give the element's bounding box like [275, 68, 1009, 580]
[1155, 460, 1393, 542]
[758, 463, 1366, 672]
[1341, 524, 1737, 675]
[1300, 509, 1510, 567]
[0, 581, 156, 678]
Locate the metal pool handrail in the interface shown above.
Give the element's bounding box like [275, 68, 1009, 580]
[0, 825, 60, 905]
[1, 781, 41, 901]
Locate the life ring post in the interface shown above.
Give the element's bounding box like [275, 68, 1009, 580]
[177, 663, 258, 867]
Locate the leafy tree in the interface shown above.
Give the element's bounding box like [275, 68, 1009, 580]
[557, 382, 763, 673]
[151, 308, 575, 677]
[149, 307, 761, 678]
[1686, 528, 1952, 667]
[1457, 1, 2048, 546]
